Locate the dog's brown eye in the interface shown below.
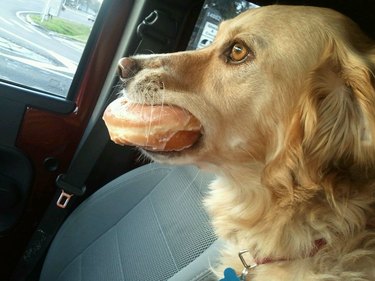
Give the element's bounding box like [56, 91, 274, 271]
[229, 43, 248, 62]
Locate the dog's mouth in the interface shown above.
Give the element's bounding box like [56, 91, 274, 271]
[103, 97, 204, 154]
[144, 132, 204, 158]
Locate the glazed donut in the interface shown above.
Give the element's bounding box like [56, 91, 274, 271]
[102, 97, 202, 151]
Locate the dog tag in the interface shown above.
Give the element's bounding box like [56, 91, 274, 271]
[220, 267, 241, 281]
[219, 267, 249, 281]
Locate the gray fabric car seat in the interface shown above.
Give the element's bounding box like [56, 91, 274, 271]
[40, 163, 221, 281]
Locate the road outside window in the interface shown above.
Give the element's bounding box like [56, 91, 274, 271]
[0, 0, 103, 97]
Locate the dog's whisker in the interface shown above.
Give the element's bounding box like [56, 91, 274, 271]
[139, 101, 149, 146]
[157, 90, 165, 125]
[145, 101, 153, 148]
[166, 102, 182, 119]
[142, 49, 155, 55]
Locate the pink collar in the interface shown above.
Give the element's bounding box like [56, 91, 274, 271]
[254, 239, 327, 265]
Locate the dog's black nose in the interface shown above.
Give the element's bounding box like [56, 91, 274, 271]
[117, 57, 139, 80]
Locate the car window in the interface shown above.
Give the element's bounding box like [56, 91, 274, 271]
[0, 0, 103, 98]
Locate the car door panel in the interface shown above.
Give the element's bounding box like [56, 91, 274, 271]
[0, 145, 32, 232]
[0, 0, 135, 278]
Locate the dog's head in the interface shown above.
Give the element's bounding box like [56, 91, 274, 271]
[119, 5, 375, 196]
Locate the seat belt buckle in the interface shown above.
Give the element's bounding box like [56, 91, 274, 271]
[55, 174, 86, 209]
[56, 190, 73, 208]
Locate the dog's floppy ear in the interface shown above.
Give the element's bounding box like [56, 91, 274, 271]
[301, 41, 375, 170]
[263, 39, 375, 204]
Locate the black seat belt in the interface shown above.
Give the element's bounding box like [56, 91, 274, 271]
[11, 119, 109, 281]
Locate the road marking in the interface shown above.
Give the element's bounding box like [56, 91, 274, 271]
[33, 28, 50, 39]
[0, 51, 74, 79]
[55, 37, 85, 52]
[10, 19, 34, 33]
[0, 17, 14, 26]
[16, 11, 51, 39]
[0, 27, 77, 73]
[47, 49, 77, 72]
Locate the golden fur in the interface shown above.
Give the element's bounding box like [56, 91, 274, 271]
[120, 5, 375, 280]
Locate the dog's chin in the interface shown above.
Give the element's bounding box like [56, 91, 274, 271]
[141, 134, 204, 164]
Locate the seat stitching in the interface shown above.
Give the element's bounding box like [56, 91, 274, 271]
[55, 253, 82, 280]
[190, 269, 213, 281]
[149, 196, 179, 272]
[79, 255, 82, 281]
[115, 226, 126, 281]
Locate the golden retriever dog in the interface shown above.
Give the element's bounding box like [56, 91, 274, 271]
[117, 5, 375, 280]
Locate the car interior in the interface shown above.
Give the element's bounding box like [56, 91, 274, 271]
[1, 0, 375, 280]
